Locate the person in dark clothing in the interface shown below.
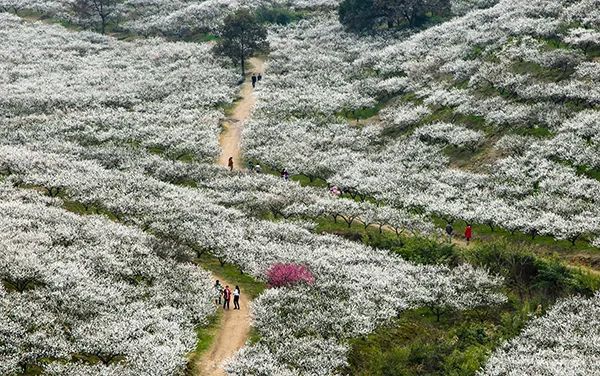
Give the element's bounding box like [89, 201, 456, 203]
[251, 73, 257, 88]
[445, 223, 453, 243]
[257, 73, 262, 81]
[233, 285, 240, 310]
[228, 156, 234, 171]
[223, 285, 231, 310]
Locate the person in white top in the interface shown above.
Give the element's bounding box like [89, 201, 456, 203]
[233, 285, 240, 310]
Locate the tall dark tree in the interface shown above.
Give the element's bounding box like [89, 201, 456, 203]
[73, 0, 121, 34]
[375, 0, 428, 28]
[214, 10, 269, 77]
[338, 0, 378, 32]
[339, 0, 450, 31]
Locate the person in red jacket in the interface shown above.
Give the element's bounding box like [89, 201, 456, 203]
[223, 285, 231, 310]
[465, 224, 473, 244]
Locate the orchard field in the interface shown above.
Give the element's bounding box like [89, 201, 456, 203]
[1, 0, 599, 375]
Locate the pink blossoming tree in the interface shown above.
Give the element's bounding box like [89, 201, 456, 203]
[266, 263, 315, 288]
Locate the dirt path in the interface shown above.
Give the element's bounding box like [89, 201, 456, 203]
[197, 57, 266, 376]
[197, 275, 252, 376]
[218, 57, 265, 170]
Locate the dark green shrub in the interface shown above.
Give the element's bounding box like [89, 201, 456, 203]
[256, 7, 303, 25]
[394, 237, 460, 266]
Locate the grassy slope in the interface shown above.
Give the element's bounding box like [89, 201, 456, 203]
[314, 218, 600, 376]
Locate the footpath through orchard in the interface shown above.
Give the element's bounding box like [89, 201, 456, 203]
[196, 56, 265, 376]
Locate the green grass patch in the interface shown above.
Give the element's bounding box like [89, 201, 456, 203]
[443, 145, 480, 164]
[399, 92, 424, 105]
[193, 315, 221, 354]
[315, 218, 367, 242]
[185, 313, 222, 375]
[432, 216, 600, 255]
[147, 145, 165, 155]
[551, 158, 600, 183]
[61, 198, 120, 221]
[335, 222, 600, 375]
[176, 152, 196, 163]
[420, 106, 488, 131]
[540, 36, 572, 51]
[18, 10, 82, 31]
[587, 45, 600, 59]
[248, 327, 262, 345]
[245, 158, 330, 188]
[576, 165, 600, 181]
[565, 98, 596, 112]
[338, 104, 383, 121]
[256, 6, 305, 25]
[465, 45, 486, 60]
[290, 174, 329, 188]
[338, 95, 397, 122]
[186, 32, 220, 43]
[511, 125, 554, 138]
[194, 253, 266, 299]
[511, 60, 574, 82]
[62, 199, 89, 215]
[346, 303, 531, 376]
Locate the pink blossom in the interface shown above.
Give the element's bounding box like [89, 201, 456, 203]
[266, 263, 315, 288]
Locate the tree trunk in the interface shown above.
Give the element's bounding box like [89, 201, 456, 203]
[343, 217, 354, 228]
[241, 55, 245, 77]
[569, 235, 579, 246]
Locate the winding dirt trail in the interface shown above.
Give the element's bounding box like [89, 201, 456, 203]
[197, 276, 252, 376]
[197, 57, 266, 376]
[218, 57, 265, 170]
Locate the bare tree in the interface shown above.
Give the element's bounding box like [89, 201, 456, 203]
[73, 0, 121, 34]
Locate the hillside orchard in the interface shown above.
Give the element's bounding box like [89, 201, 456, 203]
[1, 0, 599, 375]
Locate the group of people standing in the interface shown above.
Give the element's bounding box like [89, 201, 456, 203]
[213, 280, 241, 310]
[228, 156, 292, 181]
[445, 223, 473, 244]
[227, 157, 261, 173]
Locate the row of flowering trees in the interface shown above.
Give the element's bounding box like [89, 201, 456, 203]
[1, 1, 598, 374]
[480, 292, 600, 375]
[0, 143, 508, 374]
[243, 1, 600, 247]
[0, 183, 215, 375]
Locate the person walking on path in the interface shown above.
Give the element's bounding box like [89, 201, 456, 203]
[223, 285, 231, 310]
[228, 156, 234, 172]
[281, 168, 289, 181]
[233, 285, 240, 310]
[214, 280, 223, 305]
[254, 164, 262, 173]
[329, 185, 341, 197]
[258, 72, 262, 81]
[445, 223, 453, 243]
[465, 224, 473, 244]
[251, 73, 257, 88]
